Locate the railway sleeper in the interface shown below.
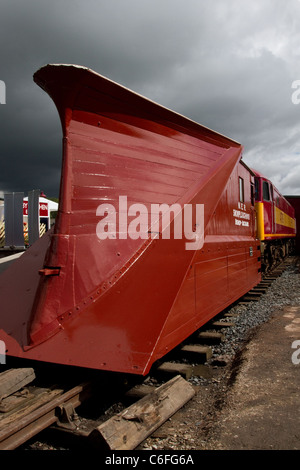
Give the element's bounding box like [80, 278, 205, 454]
[0, 368, 36, 401]
[196, 331, 225, 345]
[178, 344, 212, 363]
[0, 381, 92, 450]
[210, 321, 235, 329]
[88, 375, 196, 450]
[156, 361, 212, 381]
[242, 296, 261, 302]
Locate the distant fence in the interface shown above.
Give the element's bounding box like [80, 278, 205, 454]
[0, 221, 46, 248]
[0, 222, 4, 247]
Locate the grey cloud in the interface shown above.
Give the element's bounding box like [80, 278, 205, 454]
[0, 0, 300, 196]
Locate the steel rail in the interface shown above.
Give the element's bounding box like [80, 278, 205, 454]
[0, 382, 92, 450]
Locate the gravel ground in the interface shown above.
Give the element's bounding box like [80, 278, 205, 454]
[140, 256, 300, 450]
[209, 260, 300, 359]
[181, 258, 300, 386]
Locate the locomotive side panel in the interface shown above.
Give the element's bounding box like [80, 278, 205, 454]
[196, 161, 260, 309]
[151, 160, 261, 362]
[285, 196, 300, 254]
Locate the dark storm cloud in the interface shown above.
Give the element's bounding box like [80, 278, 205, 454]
[1, 0, 300, 197]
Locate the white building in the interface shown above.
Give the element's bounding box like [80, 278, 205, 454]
[23, 195, 58, 231]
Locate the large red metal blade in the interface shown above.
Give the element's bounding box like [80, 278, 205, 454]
[0, 64, 242, 375]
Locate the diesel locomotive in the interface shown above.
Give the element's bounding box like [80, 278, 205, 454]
[253, 170, 296, 270]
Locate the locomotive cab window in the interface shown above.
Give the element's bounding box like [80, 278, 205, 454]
[239, 177, 244, 203]
[251, 183, 255, 206]
[263, 181, 270, 201]
[254, 177, 260, 201]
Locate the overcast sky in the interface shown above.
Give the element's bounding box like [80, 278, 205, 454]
[1, 0, 300, 198]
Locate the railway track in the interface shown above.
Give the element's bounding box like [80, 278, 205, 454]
[0, 256, 295, 451]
